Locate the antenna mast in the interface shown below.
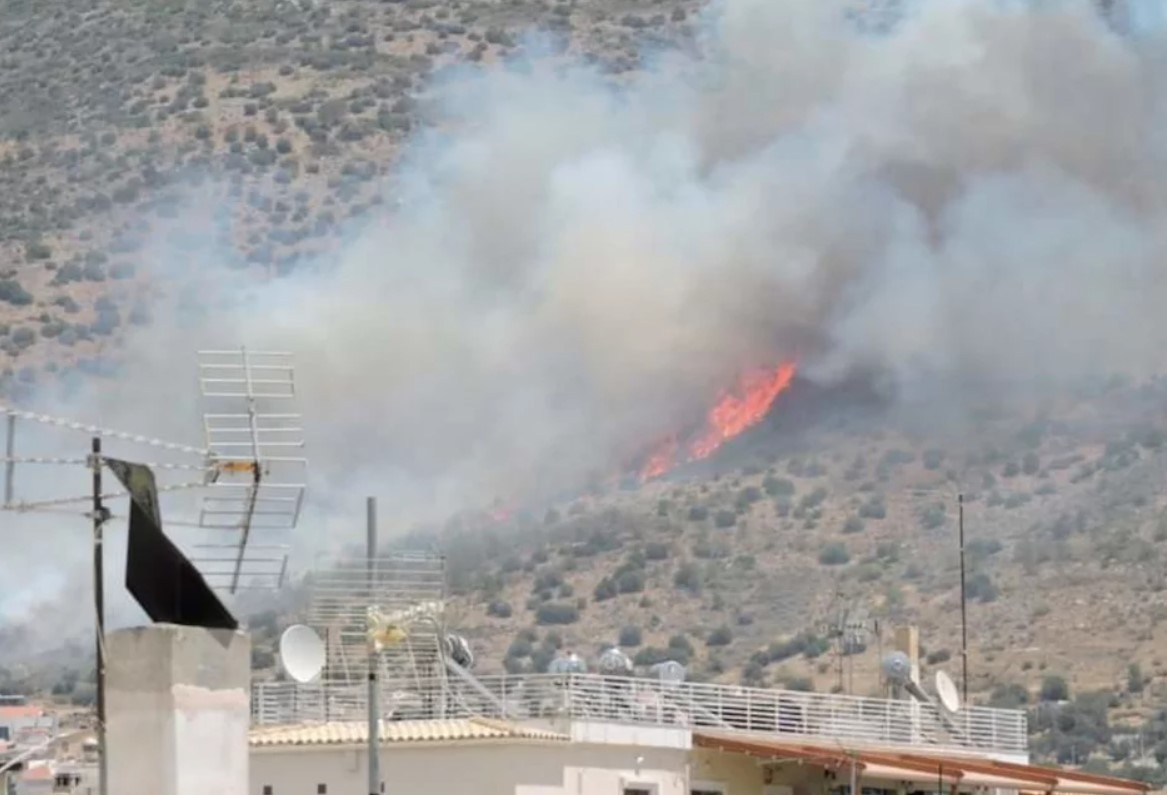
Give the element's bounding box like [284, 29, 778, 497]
[958, 492, 968, 702]
[367, 497, 380, 795]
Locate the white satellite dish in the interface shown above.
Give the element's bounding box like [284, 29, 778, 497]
[650, 660, 686, 685]
[278, 624, 325, 683]
[935, 670, 961, 713]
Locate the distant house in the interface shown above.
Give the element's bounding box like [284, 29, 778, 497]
[16, 762, 52, 795]
[0, 708, 56, 746]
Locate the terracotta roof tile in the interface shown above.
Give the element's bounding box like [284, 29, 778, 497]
[249, 717, 568, 748]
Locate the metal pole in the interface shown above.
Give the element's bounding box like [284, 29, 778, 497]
[3, 413, 14, 508]
[958, 492, 968, 703]
[367, 497, 380, 795]
[92, 437, 108, 795]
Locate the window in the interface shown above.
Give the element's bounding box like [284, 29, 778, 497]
[624, 790, 654, 795]
[317, 786, 327, 795]
[691, 781, 726, 795]
[262, 787, 272, 795]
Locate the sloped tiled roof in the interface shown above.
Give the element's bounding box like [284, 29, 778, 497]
[694, 732, 1152, 795]
[0, 706, 43, 719]
[249, 717, 568, 748]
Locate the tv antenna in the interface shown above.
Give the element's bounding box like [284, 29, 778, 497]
[819, 593, 877, 694]
[300, 501, 502, 795]
[1, 347, 308, 592]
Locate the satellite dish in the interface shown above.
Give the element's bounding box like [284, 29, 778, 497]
[278, 624, 325, 683]
[650, 660, 686, 685]
[880, 650, 911, 685]
[935, 670, 961, 713]
[444, 633, 475, 670]
[548, 652, 587, 675]
[598, 647, 633, 675]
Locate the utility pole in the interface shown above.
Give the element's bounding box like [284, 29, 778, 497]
[958, 492, 968, 703]
[91, 437, 109, 795]
[367, 497, 380, 795]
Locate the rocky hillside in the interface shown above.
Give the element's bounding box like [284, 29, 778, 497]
[0, 0, 703, 392]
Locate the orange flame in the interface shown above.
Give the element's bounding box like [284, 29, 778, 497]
[640, 361, 797, 481]
[640, 434, 679, 481]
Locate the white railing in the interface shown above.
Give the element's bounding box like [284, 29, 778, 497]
[251, 673, 1028, 756]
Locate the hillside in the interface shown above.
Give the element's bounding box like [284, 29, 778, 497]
[0, 0, 701, 393]
[0, 0, 1165, 786]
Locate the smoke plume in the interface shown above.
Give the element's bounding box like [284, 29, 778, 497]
[4, 0, 1167, 638]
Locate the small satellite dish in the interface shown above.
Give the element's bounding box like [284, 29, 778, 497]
[650, 660, 686, 685]
[444, 633, 475, 670]
[935, 670, 961, 712]
[880, 650, 912, 685]
[548, 652, 587, 675]
[278, 624, 325, 683]
[598, 647, 633, 675]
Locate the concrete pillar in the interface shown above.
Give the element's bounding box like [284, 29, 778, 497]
[106, 624, 250, 795]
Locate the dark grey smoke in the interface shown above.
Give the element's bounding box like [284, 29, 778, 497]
[4, 0, 1167, 638]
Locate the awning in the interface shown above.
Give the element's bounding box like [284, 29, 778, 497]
[692, 732, 1151, 795]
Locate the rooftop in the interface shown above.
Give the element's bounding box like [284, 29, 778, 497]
[0, 706, 44, 719]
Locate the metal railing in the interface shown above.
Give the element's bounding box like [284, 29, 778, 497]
[251, 673, 1028, 756]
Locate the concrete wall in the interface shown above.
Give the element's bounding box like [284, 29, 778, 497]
[250, 742, 690, 795]
[106, 625, 250, 795]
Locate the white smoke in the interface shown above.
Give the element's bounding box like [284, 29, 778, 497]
[3, 0, 1167, 642]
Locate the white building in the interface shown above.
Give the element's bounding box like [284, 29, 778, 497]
[250, 716, 686, 795]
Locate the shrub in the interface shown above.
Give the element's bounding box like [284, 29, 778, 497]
[25, 241, 51, 261]
[0, 275, 35, 307]
[706, 625, 733, 647]
[763, 475, 795, 497]
[618, 626, 642, 647]
[535, 602, 579, 625]
[919, 503, 946, 530]
[818, 543, 850, 566]
[1040, 674, 1069, 702]
[859, 496, 887, 519]
[673, 562, 701, 593]
[507, 636, 533, 659]
[616, 569, 645, 594]
[593, 577, 618, 602]
[714, 509, 737, 528]
[842, 516, 865, 534]
[644, 541, 670, 561]
[965, 572, 999, 603]
[687, 505, 709, 522]
[486, 600, 512, 618]
[1128, 663, 1145, 694]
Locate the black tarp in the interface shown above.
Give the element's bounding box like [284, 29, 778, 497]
[104, 457, 237, 631]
